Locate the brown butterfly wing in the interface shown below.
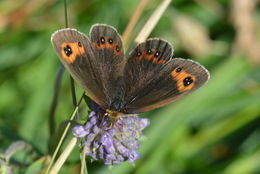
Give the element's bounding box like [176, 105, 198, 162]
[51, 25, 125, 109]
[89, 24, 125, 108]
[122, 39, 209, 113]
[51, 28, 107, 107]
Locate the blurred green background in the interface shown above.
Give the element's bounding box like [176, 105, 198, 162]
[0, 0, 260, 173]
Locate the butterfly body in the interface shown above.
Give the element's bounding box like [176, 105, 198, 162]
[51, 24, 209, 115]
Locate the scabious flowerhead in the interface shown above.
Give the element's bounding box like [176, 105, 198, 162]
[72, 103, 150, 165]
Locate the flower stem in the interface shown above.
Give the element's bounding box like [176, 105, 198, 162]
[80, 146, 88, 174]
[49, 65, 64, 138]
[64, 0, 69, 28]
[49, 137, 77, 174]
[135, 0, 172, 44]
[45, 106, 79, 174]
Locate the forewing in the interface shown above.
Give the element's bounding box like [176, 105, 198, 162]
[51, 28, 107, 107]
[51, 25, 126, 110]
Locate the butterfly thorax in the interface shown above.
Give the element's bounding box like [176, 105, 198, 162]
[109, 85, 126, 112]
[105, 109, 123, 119]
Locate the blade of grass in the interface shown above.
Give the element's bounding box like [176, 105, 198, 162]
[45, 106, 79, 174]
[135, 0, 172, 44]
[80, 146, 88, 174]
[223, 149, 260, 174]
[122, 0, 150, 47]
[49, 137, 77, 174]
[64, 0, 69, 28]
[45, 92, 84, 174]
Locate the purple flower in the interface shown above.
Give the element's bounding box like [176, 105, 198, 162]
[72, 104, 150, 165]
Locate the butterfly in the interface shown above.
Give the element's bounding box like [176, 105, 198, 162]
[51, 24, 209, 115]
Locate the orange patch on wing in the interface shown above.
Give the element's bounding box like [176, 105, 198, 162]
[113, 46, 121, 56]
[61, 42, 85, 63]
[92, 36, 121, 56]
[144, 55, 153, 60]
[171, 68, 196, 92]
[135, 49, 166, 64]
[152, 58, 166, 64]
[134, 50, 144, 61]
[92, 41, 105, 49]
